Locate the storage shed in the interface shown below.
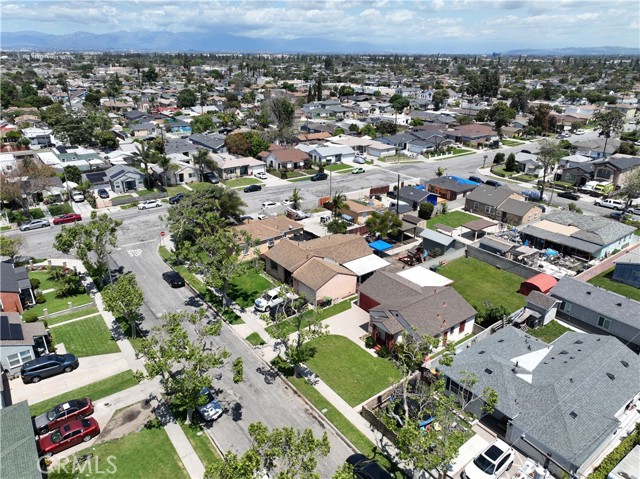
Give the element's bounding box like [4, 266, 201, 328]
[519, 273, 558, 296]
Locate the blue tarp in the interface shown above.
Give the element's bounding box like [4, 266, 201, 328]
[369, 240, 393, 252]
[449, 175, 478, 185]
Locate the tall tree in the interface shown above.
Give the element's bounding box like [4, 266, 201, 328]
[0, 236, 23, 261]
[135, 141, 156, 189]
[592, 110, 625, 156]
[177, 88, 197, 108]
[432, 89, 449, 111]
[329, 191, 347, 219]
[155, 154, 179, 186]
[487, 102, 516, 138]
[615, 167, 640, 209]
[290, 187, 303, 210]
[267, 97, 296, 132]
[53, 211, 122, 285]
[365, 210, 402, 239]
[102, 273, 144, 339]
[192, 148, 218, 182]
[537, 139, 564, 202]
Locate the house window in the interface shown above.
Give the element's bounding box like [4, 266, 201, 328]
[560, 301, 572, 314]
[459, 321, 465, 334]
[596, 169, 612, 180]
[473, 202, 479, 210]
[484, 205, 494, 214]
[188, 173, 195, 178]
[598, 316, 611, 330]
[7, 349, 34, 368]
[269, 259, 278, 271]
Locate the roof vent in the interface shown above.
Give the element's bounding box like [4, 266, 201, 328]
[606, 372, 615, 380]
[570, 356, 575, 359]
[586, 291, 591, 295]
[498, 339, 504, 343]
[616, 302, 622, 306]
[479, 350, 485, 355]
[528, 345, 532, 350]
[569, 378, 574, 383]
[484, 368, 493, 375]
[621, 360, 629, 368]
[560, 350, 568, 355]
[574, 340, 583, 345]
[569, 411, 578, 419]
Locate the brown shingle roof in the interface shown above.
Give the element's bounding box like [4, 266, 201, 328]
[300, 234, 372, 264]
[358, 270, 424, 304]
[235, 215, 302, 242]
[262, 239, 312, 272]
[270, 147, 309, 163]
[344, 200, 375, 214]
[292, 257, 355, 290]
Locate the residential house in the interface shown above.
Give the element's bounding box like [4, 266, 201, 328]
[259, 146, 309, 170]
[20, 127, 52, 148]
[122, 110, 149, 122]
[297, 132, 333, 142]
[397, 186, 438, 211]
[306, 145, 355, 165]
[612, 250, 640, 288]
[53, 146, 105, 172]
[150, 159, 199, 186]
[514, 151, 542, 175]
[0, 401, 44, 478]
[425, 176, 478, 201]
[0, 153, 17, 175]
[0, 263, 34, 313]
[0, 312, 50, 375]
[572, 138, 620, 160]
[130, 122, 157, 138]
[550, 276, 640, 351]
[106, 165, 146, 193]
[342, 200, 376, 225]
[189, 133, 227, 153]
[215, 155, 266, 180]
[446, 124, 495, 145]
[165, 138, 198, 157]
[592, 155, 640, 188]
[559, 161, 595, 187]
[465, 185, 542, 226]
[233, 215, 304, 259]
[358, 270, 475, 348]
[437, 327, 640, 478]
[520, 211, 636, 260]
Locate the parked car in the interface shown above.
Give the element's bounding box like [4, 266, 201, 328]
[352, 167, 365, 174]
[468, 176, 484, 184]
[557, 190, 580, 201]
[244, 184, 262, 193]
[53, 213, 82, 225]
[346, 454, 393, 479]
[353, 156, 366, 164]
[255, 171, 268, 180]
[287, 208, 310, 220]
[485, 179, 502, 188]
[310, 172, 328, 181]
[628, 206, 640, 215]
[462, 440, 514, 479]
[254, 287, 297, 312]
[71, 191, 85, 203]
[97, 189, 110, 199]
[21, 354, 79, 384]
[609, 211, 631, 221]
[594, 198, 625, 210]
[204, 172, 220, 184]
[168, 193, 185, 205]
[38, 418, 100, 457]
[19, 219, 50, 231]
[387, 190, 397, 199]
[33, 398, 94, 435]
[522, 190, 548, 202]
[575, 129, 586, 135]
[195, 387, 223, 422]
[282, 198, 295, 206]
[162, 271, 185, 288]
[262, 200, 279, 209]
[138, 199, 162, 210]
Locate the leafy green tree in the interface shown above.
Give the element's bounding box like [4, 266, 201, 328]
[418, 202, 434, 220]
[53, 113, 95, 146]
[53, 211, 122, 285]
[529, 104, 557, 135]
[155, 154, 179, 186]
[83, 91, 102, 109]
[505, 153, 517, 172]
[615, 167, 640, 209]
[409, 117, 424, 126]
[102, 273, 144, 339]
[266, 97, 295, 131]
[456, 115, 473, 125]
[224, 131, 269, 157]
[40, 102, 65, 128]
[135, 141, 156, 189]
[207, 422, 330, 479]
[192, 148, 218, 182]
[391, 96, 410, 124]
[0, 236, 23, 260]
[432, 89, 449, 111]
[592, 110, 625, 156]
[63, 165, 82, 184]
[361, 124, 376, 138]
[537, 139, 564, 201]
[190, 114, 216, 134]
[326, 219, 347, 234]
[376, 121, 398, 136]
[142, 65, 159, 84]
[97, 131, 118, 149]
[493, 152, 505, 164]
[487, 102, 516, 138]
[290, 187, 303, 210]
[177, 88, 197, 108]
[509, 89, 529, 114]
[329, 191, 347, 219]
[365, 210, 402, 239]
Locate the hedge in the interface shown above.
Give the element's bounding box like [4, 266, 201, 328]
[9, 208, 44, 223]
[47, 203, 73, 216]
[588, 426, 640, 479]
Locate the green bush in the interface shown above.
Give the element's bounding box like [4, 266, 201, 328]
[588, 428, 639, 479]
[376, 345, 390, 358]
[364, 335, 376, 349]
[34, 291, 46, 304]
[9, 208, 44, 223]
[22, 310, 39, 322]
[418, 202, 434, 220]
[30, 278, 41, 290]
[47, 203, 73, 216]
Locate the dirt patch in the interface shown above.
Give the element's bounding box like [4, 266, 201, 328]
[97, 401, 155, 443]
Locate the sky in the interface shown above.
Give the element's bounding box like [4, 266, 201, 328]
[1, 0, 639, 53]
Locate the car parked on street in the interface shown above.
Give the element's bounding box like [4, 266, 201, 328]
[557, 190, 580, 201]
[485, 179, 502, 188]
[21, 354, 79, 384]
[352, 167, 365, 174]
[33, 398, 94, 435]
[346, 454, 393, 479]
[262, 200, 279, 209]
[594, 198, 625, 210]
[310, 172, 328, 181]
[244, 184, 262, 193]
[138, 199, 162, 210]
[255, 171, 268, 180]
[38, 418, 100, 457]
[162, 271, 185, 288]
[97, 189, 110, 199]
[20, 219, 50, 231]
[462, 440, 514, 479]
[196, 387, 223, 422]
[522, 190, 548, 202]
[53, 214, 82, 225]
[168, 193, 185, 205]
[609, 211, 631, 222]
[468, 176, 484, 184]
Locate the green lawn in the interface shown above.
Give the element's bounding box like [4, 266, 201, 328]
[246, 332, 266, 346]
[224, 177, 261, 188]
[288, 177, 312, 183]
[290, 377, 403, 478]
[325, 163, 351, 172]
[179, 422, 222, 469]
[527, 320, 570, 343]
[189, 182, 215, 192]
[501, 139, 525, 146]
[491, 165, 517, 177]
[305, 335, 402, 407]
[166, 185, 191, 196]
[112, 194, 134, 202]
[50, 315, 120, 357]
[452, 148, 475, 156]
[266, 300, 352, 337]
[427, 210, 481, 231]
[49, 427, 188, 479]
[28, 270, 59, 291]
[227, 269, 273, 308]
[44, 306, 100, 326]
[588, 267, 640, 302]
[26, 289, 93, 317]
[30, 370, 138, 415]
[438, 257, 526, 313]
[136, 188, 159, 196]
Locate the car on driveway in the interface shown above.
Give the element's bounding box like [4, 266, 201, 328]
[262, 200, 279, 209]
[353, 156, 366, 164]
[204, 172, 220, 184]
[244, 184, 262, 193]
[346, 454, 393, 479]
[352, 167, 365, 174]
[557, 190, 580, 201]
[38, 418, 100, 457]
[462, 440, 514, 479]
[33, 398, 94, 435]
[254, 286, 297, 312]
[138, 199, 162, 210]
[255, 171, 268, 180]
[21, 353, 79, 384]
[609, 211, 631, 222]
[71, 191, 85, 203]
[53, 213, 82, 225]
[169, 193, 185, 204]
[162, 271, 185, 288]
[310, 172, 329, 181]
[196, 387, 223, 422]
[19, 219, 50, 231]
[97, 189, 110, 199]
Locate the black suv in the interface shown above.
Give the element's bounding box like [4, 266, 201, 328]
[310, 172, 329, 181]
[346, 454, 393, 479]
[162, 271, 185, 288]
[169, 193, 185, 204]
[21, 354, 79, 384]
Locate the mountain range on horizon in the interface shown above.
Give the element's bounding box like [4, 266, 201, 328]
[2, 30, 639, 56]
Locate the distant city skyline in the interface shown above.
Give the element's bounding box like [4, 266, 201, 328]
[1, 0, 639, 53]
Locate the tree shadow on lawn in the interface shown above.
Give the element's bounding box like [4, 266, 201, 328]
[225, 283, 255, 308]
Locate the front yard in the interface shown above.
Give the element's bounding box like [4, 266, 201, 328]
[305, 335, 402, 407]
[438, 257, 526, 313]
[527, 320, 571, 343]
[426, 210, 481, 231]
[265, 299, 352, 337]
[227, 269, 273, 308]
[224, 177, 261, 188]
[324, 163, 352, 172]
[25, 268, 94, 320]
[588, 267, 640, 302]
[49, 315, 120, 357]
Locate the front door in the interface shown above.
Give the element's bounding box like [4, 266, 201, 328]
[124, 179, 137, 191]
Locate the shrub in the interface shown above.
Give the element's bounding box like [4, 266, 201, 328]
[47, 203, 73, 216]
[57, 273, 84, 298]
[270, 356, 294, 377]
[22, 310, 39, 322]
[232, 358, 244, 383]
[34, 291, 46, 304]
[364, 335, 376, 349]
[418, 202, 434, 220]
[280, 170, 288, 179]
[376, 345, 390, 358]
[493, 152, 505, 164]
[30, 278, 41, 290]
[588, 428, 639, 479]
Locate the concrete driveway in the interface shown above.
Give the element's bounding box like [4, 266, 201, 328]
[321, 303, 374, 355]
[10, 352, 130, 405]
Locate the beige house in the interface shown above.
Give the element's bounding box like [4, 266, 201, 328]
[233, 215, 304, 259]
[292, 258, 356, 305]
[342, 200, 376, 225]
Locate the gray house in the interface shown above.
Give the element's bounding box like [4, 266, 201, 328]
[106, 165, 146, 193]
[612, 251, 640, 288]
[438, 327, 640, 478]
[0, 312, 50, 375]
[0, 401, 44, 478]
[550, 276, 640, 351]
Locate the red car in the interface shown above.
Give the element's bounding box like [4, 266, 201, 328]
[53, 213, 82, 225]
[38, 418, 100, 457]
[33, 398, 94, 435]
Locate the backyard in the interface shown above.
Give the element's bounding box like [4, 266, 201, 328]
[527, 320, 571, 343]
[438, 257, 526, 313]
[426, 210, 481, 231]
[588, 267, 640, 302]
[305, 335, 402, 407]
[49, 315, 120, 357]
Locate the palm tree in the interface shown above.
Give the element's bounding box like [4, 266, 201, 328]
[291, 187, 303, 210]
[330, 191, 347, 219]
[135, 141, 155, 189]
[436, 166, 445, 177]
[155, 155, 178, 186]
[192, 148, 218, 182]
[216, 188, 246, 219]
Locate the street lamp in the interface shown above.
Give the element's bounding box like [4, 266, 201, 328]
[482, 154, 488, 169]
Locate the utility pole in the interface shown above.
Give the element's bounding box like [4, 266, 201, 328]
[396, 174, 400, 215]
[329, 169, 332, 199]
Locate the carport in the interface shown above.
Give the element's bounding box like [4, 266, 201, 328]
[462, 218, 497, 241]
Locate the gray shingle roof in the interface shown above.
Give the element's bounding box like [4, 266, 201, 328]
[165, 138, 198, 156]
[0, 401, 43, 479]
[438, 327, 640, 469]
[499, 198, 539, 217]
[466, 184, 516, 207]
[0, 262, 19, 293]
[543, 212, 636, 246]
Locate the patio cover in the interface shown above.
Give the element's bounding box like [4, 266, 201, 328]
[369, 240, 393, 252]
[463, 218, 497, 232]
[397, 265, 453, 287]
[343, 254, 390, 276]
